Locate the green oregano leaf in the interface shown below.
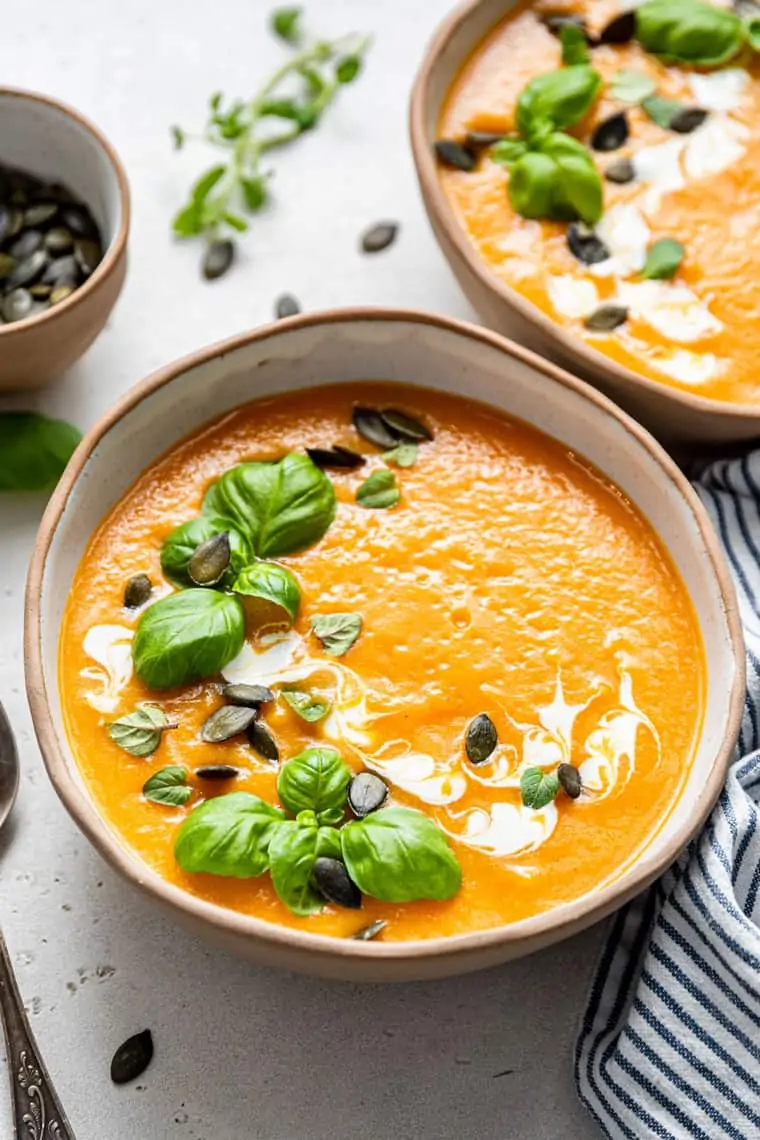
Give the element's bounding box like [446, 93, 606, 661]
[310, 613, 363, 656]
[560, 23, 590, 65]
[609, 69, 657, 105]
[271, 6, 302, 42]
[107, 706, 176, 758]
[520, 767, 561, 810]
[281, 687, 331, 723]
[143, 766, 192, 807]
[356, 469, 400, 509]
[383, 443, 418, 468]
[640, 237, 685, 280]
[641, 94, 685, 129]
[336, 56, 362, 84]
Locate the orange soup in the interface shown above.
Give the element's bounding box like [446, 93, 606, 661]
[437, 0, 760, 404]
[59, 383, 704, 941]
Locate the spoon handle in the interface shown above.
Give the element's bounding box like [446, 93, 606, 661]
[0, 928, 76, 1139]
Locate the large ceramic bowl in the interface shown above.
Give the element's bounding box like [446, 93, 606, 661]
[0, 87, 129, 391]
[25, 310, 744, 981]
[410, 0, 760, 445]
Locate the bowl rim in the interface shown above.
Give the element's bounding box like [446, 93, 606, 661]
[408, 0, 760, 425]
[25, 307, 745, 964]
[0, 85, 130, 338]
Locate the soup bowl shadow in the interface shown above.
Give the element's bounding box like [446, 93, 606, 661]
[409, 0, 760, 445]
[24, 309, 744, 981]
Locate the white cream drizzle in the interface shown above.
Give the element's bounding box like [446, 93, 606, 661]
[546, 275, 599, 319]
[81, 624, 134, 713]
[616, 280, 722, 343]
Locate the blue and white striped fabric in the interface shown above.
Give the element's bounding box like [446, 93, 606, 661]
[576, 451, 760, 1140]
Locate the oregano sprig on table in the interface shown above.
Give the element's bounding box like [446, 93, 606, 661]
[170, 6, 371, 280]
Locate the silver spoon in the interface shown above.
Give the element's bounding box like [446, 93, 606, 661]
[0, 700, 76, 1138]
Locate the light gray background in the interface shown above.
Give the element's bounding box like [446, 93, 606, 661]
[1, 2, 605, 1136]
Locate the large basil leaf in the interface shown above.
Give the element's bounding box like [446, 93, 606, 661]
[133, 589, 245, 690]
[636, 0, 743, 66]
[160, 516, 250, 588]
[509, 152, 556, 220]
[509, 135, 602, 225]
[268, 819, 324, 915]
[276, 748, 351, 820]
[0, 413, 81, 492]
[202, 453, 336, 557]
[232, 561, 300, 623]
[174, 791, 286, 877]
[517, 66, 602, 136]
[341, 807, 461, 902]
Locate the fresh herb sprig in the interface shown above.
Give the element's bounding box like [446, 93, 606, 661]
[170, 6, 371, 280]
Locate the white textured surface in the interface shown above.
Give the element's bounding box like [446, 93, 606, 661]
[0, 2, 604, 1137]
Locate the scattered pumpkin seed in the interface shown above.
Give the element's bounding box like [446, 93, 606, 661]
[360, 221, 399, 254]
[351, 919, 387, 941]
[597, 10, 636, 43]
[202, 238, 235, 280]
[567, 223, 610, 266]
[605, 158, 636, 185]
[379, 408, 433, 442]
[352, 406, 399, 449]
[195, 764, 240, 781]
[585, 304, 629, 331]
[275, 293, 301, 319]
[124, 573, 152, 610]
[348, 772, 388, 818]
[1, 288, 32, 323]
[670, 107, 709, 134]
[187, 531, 231, 586]
[434, 139, 477, 172]
[110, 1030, 154, 1085]
[201, 705, 257, 743]
[247, 719, 280, 764]
[465, 713, 498, 766]
[557, 762, 582, 799]
[313, 857, 362, 909]
[306, 445, 366, 470]
[591, 112, 629, 153]
[222, 683, 274, 707]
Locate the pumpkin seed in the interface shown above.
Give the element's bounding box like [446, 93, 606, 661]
[201, 705, 257, 743]
[110, 1029, 154, 1085]
[434, 139, 477, 172]
[544, 13, 589, 38]
[360, 222, 399, 254]
[313, 857, 362, 909]
[222, 683, 275, 707]
[195, 764, 240, 781]
[605, 158, 636, 185]
[567, 223, 610, 266]
[24, 203, 58, 228]
[0, 206, 11, 244]
[348, 772, 388, 818]
[0, 253, 13, 278]
[306, 446, 366, 470]
[247, 720, 279, 764]
[352, 406, 398, 449]
[1, 288, 32, 323]
[29, 283, 53, 299]
[187, 532, 231, 586]
[41, 254, 78, 286]
[465, 713, 498, 766]
[6, 210, 23, 238]
[465, 131, 506, 149]
[591, 112, 629, 153]
[61, 205, 98, 238]
[351, 919, 387, 941]
[7, 250, 47, 289]
[44, 226, 74, 254]
[10, 229, 42, 259]
[597, 11, 636, 43]
[74, 238, 101, 277]
[275, 293, 301, 319]
[123, 573, 152, 609]
[49, 284, 74, 306]
[585, 304, 629, 331]
[670, 107, 709, 134]
[202, 239, 235, 280]
[557, 762, 582, 799]
[380, 408, 433, 442]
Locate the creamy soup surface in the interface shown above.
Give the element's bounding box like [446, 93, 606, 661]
[60, 383, 704, 941]
[438, 0, 760, 405]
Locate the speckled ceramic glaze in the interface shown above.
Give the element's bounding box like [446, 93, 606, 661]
[25, 310, 743, 980]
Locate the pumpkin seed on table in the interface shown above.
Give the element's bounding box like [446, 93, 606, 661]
[605, 159, 636, 185]
[585, 304, 629, 332]
[201, 704, 257, 743]
[351, 919, 387, 941]
[111, 1029, 154, 1085]
[275, 293, 301, 319]
[434, 139, 477, 172]
[202, 239, 235, 280]
[360, 221, 399, 254]
[195, 764, 241, 781]
[465, 713, 498, 765]
[306, 445, 366, 470]
[557, 762, 582, 799]
[124, 573, 152, 609]
[313, 857, 362, 909]
[247, 719, 280, 764]
[567, 223, 610, 266]
[187, 531, 231, 586]
[591, 113, 629, 153]
[222, 683, 274, 707]
[348, 772, 388, 817]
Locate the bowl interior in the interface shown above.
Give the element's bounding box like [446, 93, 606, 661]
[0, 91, 123, 249]
[33, 313, 740, 960]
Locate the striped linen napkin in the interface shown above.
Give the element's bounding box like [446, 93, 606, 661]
[575, 451, 760, 1140]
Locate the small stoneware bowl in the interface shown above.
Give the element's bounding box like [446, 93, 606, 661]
[410, 0, 760, 444]
[25, 310, 743, 982]
[0, 88, 129, 391]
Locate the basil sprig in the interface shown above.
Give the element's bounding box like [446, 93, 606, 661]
[0, 412, 81, 492]
[276, 748, 351, 821]
[517, 65, 601, 138]
[132, 589, 246, 690]
[635, 0, 744, 67]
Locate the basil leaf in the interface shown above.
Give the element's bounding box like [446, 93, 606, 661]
[336, 56, 362, 84]
[517, 66, 602, 136]
[355, 469, 400, 509]
[609, 69, 657, 105]
[0, 413, 81, 492]
[316, 826, 342, 859]
[636, 0, 743, 66]
[241, 175, 268, 212]
[382, 443, 418, 468]
[641, 94, 685, 129]
[281, 688, 332, 722]
[310, 613, 362, 656]
[233, 561, 300, 624]
[203, 453, 336, 557]
[133, 589, 245, 690]
[541, 133, 603, 224]
[520, 767, 560, 810]
[107, 706, 174, 758]
[174, 791, 286, 877]
[641, 237, 684, 280]
[277, 747, 351, 818]
[143, 766, 191, 807]
[271, 6, 302, 42]
[341, 808, 461, 902]
[746, 17, 760, 52]
[490, 138, 529, 168]
[268, 820, 324, 916]
[509, 152, 556, 219]
[561, 23, 590, 65]
[160, 516, 251, 588]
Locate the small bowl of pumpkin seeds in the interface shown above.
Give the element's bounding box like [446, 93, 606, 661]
[0, 87, 130, 392]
